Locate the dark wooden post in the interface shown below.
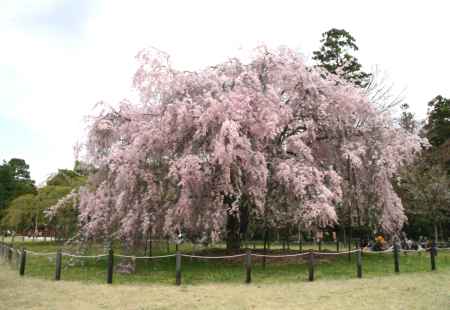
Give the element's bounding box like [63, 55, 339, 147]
[356, 248, 362, 278]
[262, 229, 268, 269]
[15, 248, 20, 270]
[107, 247, 114, 284]
[7, 246, 12, 263]
[318, 240, 322, 252]
[336, 240, 340, 253]
[19, 248, 26, 276]
[149, 238, 153, 257]
[55, 249, 62, 281]
[308, 252, 315, 281]
[430, 241, 437, 271]
[393, 241, 400, 273]
[175, 251, 181, 285]
[348, 236, 352, 262]
[245, 250, 252, 284]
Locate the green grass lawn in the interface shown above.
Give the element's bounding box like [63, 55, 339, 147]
[1, 239, 449, 285]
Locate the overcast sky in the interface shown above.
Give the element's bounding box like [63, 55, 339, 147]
[1, 0, 449, 184]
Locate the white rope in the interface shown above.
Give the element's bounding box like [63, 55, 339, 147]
[114, 254, 176, 259]
[251, 249, 360, 258]
[181, 253, 247, 259]
[251, 252, 310, 258]
[317, 249, 360, 255]
[400, 249, 427, 253]
[61, 252, 108, 258]
[25, 250, 57, 256]
[362, 247, 394, 254]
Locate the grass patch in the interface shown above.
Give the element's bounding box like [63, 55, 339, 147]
[1, 240, 450, 285]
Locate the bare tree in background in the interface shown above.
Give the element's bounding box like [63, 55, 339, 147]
[365, 65, 406, 113]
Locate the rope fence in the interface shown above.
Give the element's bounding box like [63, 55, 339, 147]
[0, 241, 448, 285]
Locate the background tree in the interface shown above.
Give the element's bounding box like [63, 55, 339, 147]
[397, 161, 450, 242]
[396, 96, 450, 242]
[1, 167, 86, 239]
[399, 103, 418, 134]
[364, 66, 405, 112]
[314, 30, 405, 113]
[0, 158, 35, 221]
[313, 28, 371, 87]
[1, 194, 35, 233]
[424, 95, 450, 148]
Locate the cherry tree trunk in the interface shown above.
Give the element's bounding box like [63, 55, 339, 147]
[226, 213, 241, 251]
[433, 222, 439, 244]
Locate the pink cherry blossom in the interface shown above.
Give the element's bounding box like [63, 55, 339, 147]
[78, 46, 424, 246]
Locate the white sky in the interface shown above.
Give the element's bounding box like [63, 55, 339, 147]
[1, 0, 449, 183]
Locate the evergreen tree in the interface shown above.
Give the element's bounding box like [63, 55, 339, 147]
[425, 95, 450, 147]
[313, 28, 371, 87]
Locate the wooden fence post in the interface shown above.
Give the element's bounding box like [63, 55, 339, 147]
[430, 242, 437, 271]
[7, 245, 12, 263]
[318, 240, 322, 252]
[55, 248, 62, 281]
[262, 230, 268, 270]
[15, 249, 20, 270]
[336, 240, 340, 253]
[356, 248, 362, 278]
[245, 250, 252, 284]
[348, 238, 352, 262]
[107, 247, 114, 284]
[175, 251, 181, 285]
[19, 248, 26, 276]
[393, 242, 400, 273]
[308, 252, 315, 282]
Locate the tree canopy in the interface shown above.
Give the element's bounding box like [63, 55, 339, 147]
[396, 96, 450, 242]
[0, 158, 35, 220]
[78, 46, 423, 248]
[425, 95, 450, 148]
[313, 28, 371, 87]
[1, 168, 86, 234]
